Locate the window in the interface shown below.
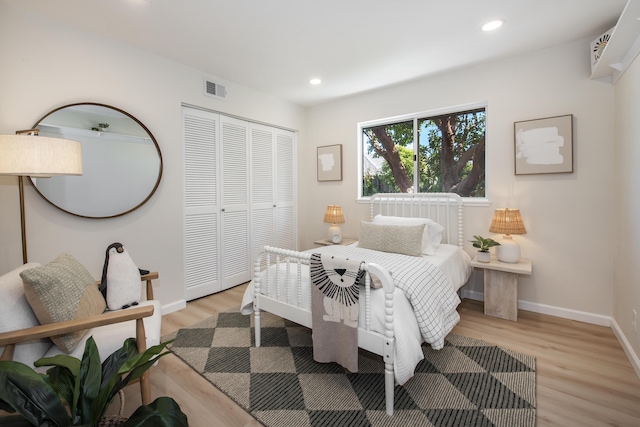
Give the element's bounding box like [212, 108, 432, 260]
[360, 105, 486, 198]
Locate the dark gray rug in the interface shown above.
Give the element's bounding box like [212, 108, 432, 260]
[162, 307, 536, 427]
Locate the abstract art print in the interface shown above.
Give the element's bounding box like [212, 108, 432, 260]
[317, 144, 342, 181]
[514, 114, 573, 175]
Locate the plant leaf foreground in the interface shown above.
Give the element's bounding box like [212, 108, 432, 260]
[0, 337, 187, 427]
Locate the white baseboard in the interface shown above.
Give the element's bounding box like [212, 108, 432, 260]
[461, 289, 484, 302]
[460, 289, 610, 326]
[611, 318, 640, 380]
[517, 300, 611, 327]
[461, 289, 640, 380]
[161, 299, 187, 315]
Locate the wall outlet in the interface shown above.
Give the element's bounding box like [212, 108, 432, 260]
[633, 309, 637, 334]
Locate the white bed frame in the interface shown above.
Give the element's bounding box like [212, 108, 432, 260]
[252, 193, 464, 416]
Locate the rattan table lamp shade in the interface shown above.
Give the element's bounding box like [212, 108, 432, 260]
[323, 205, 345, 243]
[489, 208, 526, 263]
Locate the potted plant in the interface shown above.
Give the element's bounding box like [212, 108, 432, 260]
[470, 235, 500, 262]
[98, 123, 110, 132]
[0, 337, 187, 427]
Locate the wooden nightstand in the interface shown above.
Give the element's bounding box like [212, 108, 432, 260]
[470, 256, 532, 321]
[313, 238, 357, 246]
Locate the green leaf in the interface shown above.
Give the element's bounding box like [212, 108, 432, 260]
[78, 337, 104, 425]
[35, 353, 81, 373]
[89, 368, 128, 425]
[33, 354, 80, 414]
[1, 339, 183, 427]
[0, 361, 72, 427]
[85, 338, 137, 424]
[89, 340, 173, 425]
[43, 367, 75, 413]
[469, 235, 500, 251]
[122, 397, 188, 427]
[117, 341, 171, 376]
[102, 338, 138, 383]
[35, 353, 81, 416]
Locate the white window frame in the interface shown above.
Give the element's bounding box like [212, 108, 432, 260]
[357, 101, 490, 206]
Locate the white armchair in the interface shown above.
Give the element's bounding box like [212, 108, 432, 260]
[0, 263, 162, 405]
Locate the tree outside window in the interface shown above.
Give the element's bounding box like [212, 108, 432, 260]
[361, 107, 485, 198]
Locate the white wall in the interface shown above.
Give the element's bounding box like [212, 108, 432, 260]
[0, 7, 306, 311]
[302, 39, 615, 321]
[0, 5, 621, 331]
[613, 54, 640, 368]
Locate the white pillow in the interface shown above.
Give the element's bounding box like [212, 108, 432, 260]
[372, 214, 444, 256]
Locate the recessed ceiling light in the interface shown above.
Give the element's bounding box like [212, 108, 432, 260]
[482, 20, 504, 32]
[310, 78, 322, 85]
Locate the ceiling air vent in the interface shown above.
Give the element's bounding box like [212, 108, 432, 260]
[204, 79, 228, 100]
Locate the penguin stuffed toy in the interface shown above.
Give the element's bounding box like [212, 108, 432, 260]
[100, 243, 142, 311]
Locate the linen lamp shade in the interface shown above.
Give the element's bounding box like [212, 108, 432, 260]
[0, 133, 82, 263]
[0, 135, 82, 176]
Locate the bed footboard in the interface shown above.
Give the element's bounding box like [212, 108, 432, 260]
[252, 245, 396, 416]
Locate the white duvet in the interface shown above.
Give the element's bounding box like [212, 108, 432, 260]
[241, 243, 472, 385]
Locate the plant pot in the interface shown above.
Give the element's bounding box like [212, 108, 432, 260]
[476, 251, 491, 263]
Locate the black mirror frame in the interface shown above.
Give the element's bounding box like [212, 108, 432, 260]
[29, 102, 163, 219]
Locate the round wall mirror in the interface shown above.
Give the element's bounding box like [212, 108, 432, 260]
[30, 103, 163, 218]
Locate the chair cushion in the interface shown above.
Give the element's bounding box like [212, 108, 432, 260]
[0, 263, 52, 366]
[20, 254, 106, 353]
[41, 300, 162, 364]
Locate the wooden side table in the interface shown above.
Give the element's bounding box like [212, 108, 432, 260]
[313, 238, 357, 246]
[470, 256, 532, 321]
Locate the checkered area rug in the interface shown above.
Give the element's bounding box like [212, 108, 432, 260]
[162, 307, 536, 427]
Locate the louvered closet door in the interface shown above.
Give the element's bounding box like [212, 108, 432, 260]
[275, 129, 297, 249]
[220, 115, 251, 290]
[183, 107, 221, 300]
[250, 123, 275, 261]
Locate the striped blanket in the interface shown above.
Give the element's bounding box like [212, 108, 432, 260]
[241, 244, 463, 383]
[313, 245, 460, 349]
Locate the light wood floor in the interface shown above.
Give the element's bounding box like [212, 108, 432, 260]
[117, 283, 640, 427]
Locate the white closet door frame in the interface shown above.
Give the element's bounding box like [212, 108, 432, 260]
[183, 107, 222, 300]
[274, 128, 297, 250]
[220, 115, 251, 290]
[249, 123, 276, 261]
[183, 106, 297, 300]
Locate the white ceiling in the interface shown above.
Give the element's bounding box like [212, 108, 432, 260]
[3, 0, 628, 106]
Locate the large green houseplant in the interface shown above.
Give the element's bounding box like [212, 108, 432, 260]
[0, 337, 187, 427]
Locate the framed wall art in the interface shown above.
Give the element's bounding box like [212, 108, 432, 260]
[317, 144, 342, 181]
[514, 114, 573, 175]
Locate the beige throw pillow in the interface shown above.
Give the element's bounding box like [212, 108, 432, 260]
[372, 214, 445, 255]
[358, 221, 425, 257]
[20, 253, 106, 353]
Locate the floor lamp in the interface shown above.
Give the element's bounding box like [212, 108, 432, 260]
[0, 131, 82, 264]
